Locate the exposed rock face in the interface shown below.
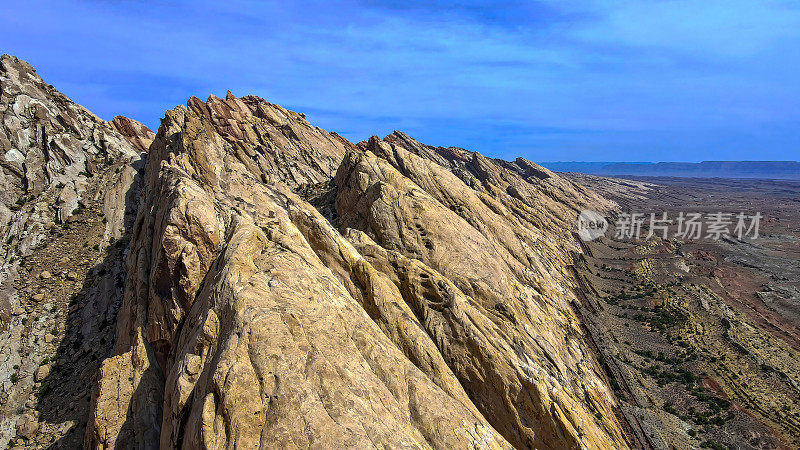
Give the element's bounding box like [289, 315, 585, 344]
[0, 55, 149, 448]
[86, 90, 627, 448]
[335, 139, 623, 449]
[110, 116, 155, 153]
[1, 55, 631, 449]
[0, 55, 144, 239]
[87, 95, 511, 449]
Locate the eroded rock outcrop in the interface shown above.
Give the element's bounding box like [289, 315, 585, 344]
[0, 55, 152, 448]
[110, 116, 155, 153]
[88, 96, 510, 449]
[335, 141, 624, 449]
[87, 88, 628, 448]
[0, 54, 631, 449]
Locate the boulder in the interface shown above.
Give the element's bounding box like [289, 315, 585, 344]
[34, 364, 50, 382]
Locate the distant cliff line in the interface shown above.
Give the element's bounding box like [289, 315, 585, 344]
[540, 161, 800, 179]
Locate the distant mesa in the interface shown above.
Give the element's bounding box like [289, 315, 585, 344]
[540, 161, 800, 180]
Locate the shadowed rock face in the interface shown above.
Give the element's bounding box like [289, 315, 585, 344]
[0, 55, 152, 448]
[1, 55, 629, 449]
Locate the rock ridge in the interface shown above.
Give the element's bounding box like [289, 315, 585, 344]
[87, 91, 626, 449]
[0, 55, 631, 449]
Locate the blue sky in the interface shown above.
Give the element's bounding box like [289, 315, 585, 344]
[2, 0, 799, 161]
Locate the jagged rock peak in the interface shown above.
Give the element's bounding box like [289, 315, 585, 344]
[369, 129, 615, 235]
[0, 54, 144, 233]
[88, 89, 516, 449]
[155, 91, 353, 189]
[89, 96, 625, 447]
[109, 116, 155, 153]
[384, 129, 561, 183]
[1, 56, 629, 449]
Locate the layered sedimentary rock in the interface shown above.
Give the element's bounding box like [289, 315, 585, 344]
[86, 90, 628, 448]
[1, 54, 632, 449]
[336, 139, 624, 449]
[110, 116, 155, 153]
[0, 55, 153, 448]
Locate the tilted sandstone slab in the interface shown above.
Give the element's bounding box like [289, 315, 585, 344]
[88, 98, 510, 448]
[110, 116, 155, 153]
[334, 144, 625, 449]
[381, 131, 613, 233]
[88, 89, 629, 449]
[0, 54, 631, 449]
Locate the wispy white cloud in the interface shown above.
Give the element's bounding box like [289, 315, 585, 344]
[1, 0, 797, 161]
[554, 0, 800, 57]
